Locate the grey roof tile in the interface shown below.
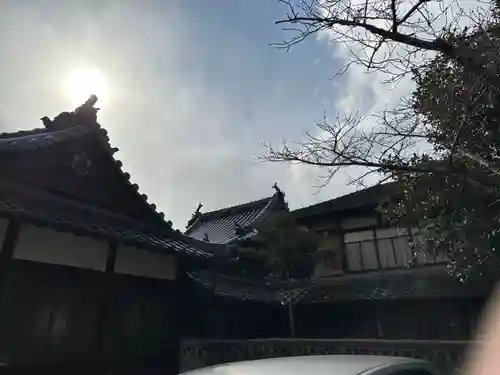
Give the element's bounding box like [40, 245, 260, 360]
[185, 194, 285, 244]
[188, 266, 492, 304]
[0, 105, 214, 258]
[0, 181, 212, 258]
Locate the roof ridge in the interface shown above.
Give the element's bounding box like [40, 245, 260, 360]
[251, 191, 286, 227]
[196, 195, 275, 221]
[0, 125, 93, 153]
[0, 127, 48, 140]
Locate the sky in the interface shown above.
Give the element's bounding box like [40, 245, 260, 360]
[0, 0, 448, 229]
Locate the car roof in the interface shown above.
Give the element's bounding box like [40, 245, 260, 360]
[181, 355, 433, 375]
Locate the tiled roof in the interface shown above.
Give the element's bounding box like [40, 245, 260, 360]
[0, 101, 212, 258]
[0, 127, 47, 139]
[295, 266, 491, 303]
[185, 193, 286, 244]
[0, 121, 168, 225]
[0, 126, 86, 153]
[0, 180, 212, 258]
[292, 182, 399, 219]
[188, 266, 491, 305]
[187, 270, 281, 303]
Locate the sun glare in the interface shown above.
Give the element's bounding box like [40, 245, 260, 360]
[63, 68, 109, 107]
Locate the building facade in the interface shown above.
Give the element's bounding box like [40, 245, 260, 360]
[0, 98, 214, 374]
[187, 184, 492, 341]
[0, 98, 493, 373]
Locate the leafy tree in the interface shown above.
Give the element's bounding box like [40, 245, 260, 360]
[249, 211, 319, 280]
[236, 211, 320, 336]
[380, 20, 500, 281]
[264, 1, 500, 280]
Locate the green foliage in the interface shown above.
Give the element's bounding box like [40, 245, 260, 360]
[238, 211, 320, 280]
[268, 0, 500, 281]
[413, 29, 500, 160]
[381, 166, 500, 281]
[382, 10, 500, 281]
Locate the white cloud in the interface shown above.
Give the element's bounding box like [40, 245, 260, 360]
[1, 1, 362, 228]
[295, 0, 493, 192]
[4, 1, 486, 229]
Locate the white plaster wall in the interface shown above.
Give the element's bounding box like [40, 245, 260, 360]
[114, 245, 176, 280]
[13, 224, 108, 271]
[0, 218, 9, 245]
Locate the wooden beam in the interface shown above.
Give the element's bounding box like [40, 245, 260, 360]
[0, 220, 20, 294]
[97, 241, 118, 357]
[170, 257, 186, 375]
[105, 241, 117, 274]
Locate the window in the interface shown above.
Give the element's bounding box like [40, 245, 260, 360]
[345, 243, 363, 271]
[376, 228, 413, 268]
[344, 227, 447, 271]
[345, 230, 378, 271]
[377, 237, 397, 268]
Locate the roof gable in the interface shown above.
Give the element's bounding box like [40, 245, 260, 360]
[0, 97, 214, 259]
[185, 192, 287, 244]
[0, 115, 165, 228]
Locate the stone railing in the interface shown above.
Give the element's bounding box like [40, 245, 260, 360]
[180, 338, 470, 375]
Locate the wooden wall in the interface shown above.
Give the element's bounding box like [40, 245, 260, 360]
[0, 219, 180, 374]
[294, 298, 484, 340]
[0, 261, 180, 369]
[179, 293, 483, 341]
[181, 284, 289, 340]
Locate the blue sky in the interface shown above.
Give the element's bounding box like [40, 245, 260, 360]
[0, 0, 407, 228]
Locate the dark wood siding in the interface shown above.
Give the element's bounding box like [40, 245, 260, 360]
[294, 298, 484, 340]
[0, 259, 179, 368]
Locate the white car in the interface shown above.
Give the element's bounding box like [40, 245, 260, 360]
[181, 355, 441, 375]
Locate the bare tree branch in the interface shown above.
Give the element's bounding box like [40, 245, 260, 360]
[275, 15, 442, 51]
[390, 0, 398, 32]
[397, 0, 432, 27]
[274, 0, 500, 88]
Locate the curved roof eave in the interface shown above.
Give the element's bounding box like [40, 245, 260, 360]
[0, 117, 211, 259]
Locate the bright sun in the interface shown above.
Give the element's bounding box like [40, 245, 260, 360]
[62, 68, 109, 107]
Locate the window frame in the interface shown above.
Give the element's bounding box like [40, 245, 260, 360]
[342, 225, 446, 272]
